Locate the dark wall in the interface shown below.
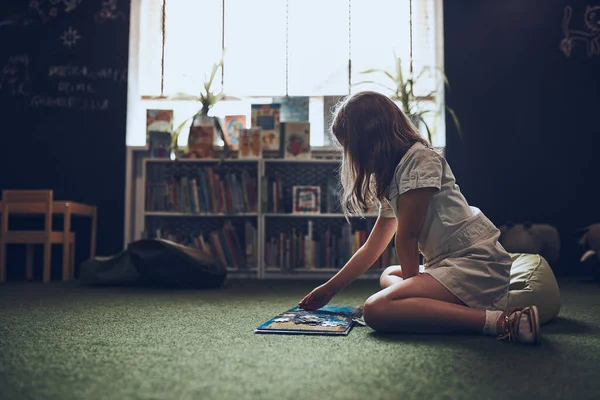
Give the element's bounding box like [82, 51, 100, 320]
[0, 1, 130, 268]
[444, 0, 600, 276]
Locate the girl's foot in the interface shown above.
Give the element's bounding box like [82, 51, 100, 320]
[497, 306, 541, 345]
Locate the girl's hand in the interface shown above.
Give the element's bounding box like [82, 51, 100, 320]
[298, 284, 336, 311]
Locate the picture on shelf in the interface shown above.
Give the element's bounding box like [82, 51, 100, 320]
[273, 96, 309, 122]
[323, 96, 344, 146]
[146, 109, 173, 158]
[251, 103, 281, 151]
[188, 123, 214, 158]
[224, 115, 247, 150]
[281, 121, 311, 159]
[238, 127, 262, 159]
[292, 186, 321, 214]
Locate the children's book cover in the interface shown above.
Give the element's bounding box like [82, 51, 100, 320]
[224, 115, 247, 150]
[255, 305, 364, 336]
[238, 127, 262, 159]
[281, 121, 311, 159]
[251, 104, 281, 151]
[188, 123, 215, 158]
[273, 96, 309, 122]
[146, 109, 173, 140]
[292, 185, 321, 214]
[146, 109, 173, 158]
[323, 96, 345, 146]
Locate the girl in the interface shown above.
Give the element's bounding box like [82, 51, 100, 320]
[298, 91, 540, 344]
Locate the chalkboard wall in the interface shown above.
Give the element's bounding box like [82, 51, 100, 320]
[0, 0, 130, 272]
[444, 0, 600, 276]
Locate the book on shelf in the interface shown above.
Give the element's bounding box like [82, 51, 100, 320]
[145, 167, 257, 214]
[280, 121, 311, 159]
[188, 122, 214, 158]
[251, 103, 281, 151]
[292, 186, 321, 215]
[323, 96, 344, 146]
[146, 109, 173, 158]
[272, 96, 309, 122]
[238, 127, 262, 159]
[224, 115, 246, 150]
[263, 221, 396, 270]
[149, 220, 257, 270]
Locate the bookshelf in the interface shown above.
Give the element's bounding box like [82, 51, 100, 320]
[139, 154, 397, 279]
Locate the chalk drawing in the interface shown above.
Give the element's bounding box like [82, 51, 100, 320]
[94, 0, 126, 24]
[60, 26, 81, 48]
[29, 0, 49, 24]
[560, 5, 600, 57]
[48, 0, 84, 13]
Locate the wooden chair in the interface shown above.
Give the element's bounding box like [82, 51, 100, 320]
[0, 190, 75, 283]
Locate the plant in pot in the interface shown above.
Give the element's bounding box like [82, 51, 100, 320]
[170, 52, 230, 160]
[353, 52, 461, 145]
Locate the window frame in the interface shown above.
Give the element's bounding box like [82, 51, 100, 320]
[127, 0, 446, 149]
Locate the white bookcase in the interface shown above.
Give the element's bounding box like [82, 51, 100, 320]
[134, 151, 396, 279]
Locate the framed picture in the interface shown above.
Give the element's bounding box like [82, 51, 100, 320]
[281, 121, 310, 159]
[224, 115, 247, 150]
[251, 104, 281, 151]
[238, 127, 262, 159]
[292, 186, 321, 214]
[188, 123, 214, 158]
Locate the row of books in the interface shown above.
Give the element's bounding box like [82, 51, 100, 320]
[146, 167, 257, 213]
[265, 173, 339, 214]
[264, 222, 398, 270]
[148, 220, 257, 269]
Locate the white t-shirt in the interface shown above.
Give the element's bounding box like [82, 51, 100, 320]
[378, 142, 491, 263]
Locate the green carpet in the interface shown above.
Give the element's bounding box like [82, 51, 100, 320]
[1, 278, 599, 400]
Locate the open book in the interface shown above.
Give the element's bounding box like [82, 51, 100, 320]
[255, 305, 365, 336]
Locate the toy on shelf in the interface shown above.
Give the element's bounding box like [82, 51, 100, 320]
[498, 221, 560, 268]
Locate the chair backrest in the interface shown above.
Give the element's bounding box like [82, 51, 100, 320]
[2, 190, 53, 204]
[1, 190, 54, 234]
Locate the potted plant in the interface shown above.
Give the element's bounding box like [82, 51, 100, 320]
[170, 51, 230, 160]
[354, 52, 461, 144]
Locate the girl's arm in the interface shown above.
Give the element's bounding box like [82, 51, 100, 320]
[394, 187, 437, 279]
[325, 216, 397, 292]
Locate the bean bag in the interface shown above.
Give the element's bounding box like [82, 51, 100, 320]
[507, 253, 561, 324]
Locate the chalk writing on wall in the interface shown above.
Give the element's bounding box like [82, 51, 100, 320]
[1, 59, 127, 111]
[560, 5, 600, 57]
[28, 64, 127, 110]
[0, 54, 31, 96]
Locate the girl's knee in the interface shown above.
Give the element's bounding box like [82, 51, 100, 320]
[363, 296, 419, 331]
[363, 294, 389, 330]
[380, 265, 403, 288]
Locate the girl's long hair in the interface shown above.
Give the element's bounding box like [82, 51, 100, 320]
[330, 90, 430, 217]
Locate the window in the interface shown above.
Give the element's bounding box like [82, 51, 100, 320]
[128, 0, 444, 148]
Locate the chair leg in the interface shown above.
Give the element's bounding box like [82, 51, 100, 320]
[43, 241, 51, 283]
[70, 239, 75, 280]
[26, 244, 34, 281]
[62, 241, 70, 282]
[0, 240, 5, 283]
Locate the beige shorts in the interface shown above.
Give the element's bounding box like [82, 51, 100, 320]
[423, 215, 512, 311]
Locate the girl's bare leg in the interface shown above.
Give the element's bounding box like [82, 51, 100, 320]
[365, 273, 486, 334]
[380, 265, 404, 288]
